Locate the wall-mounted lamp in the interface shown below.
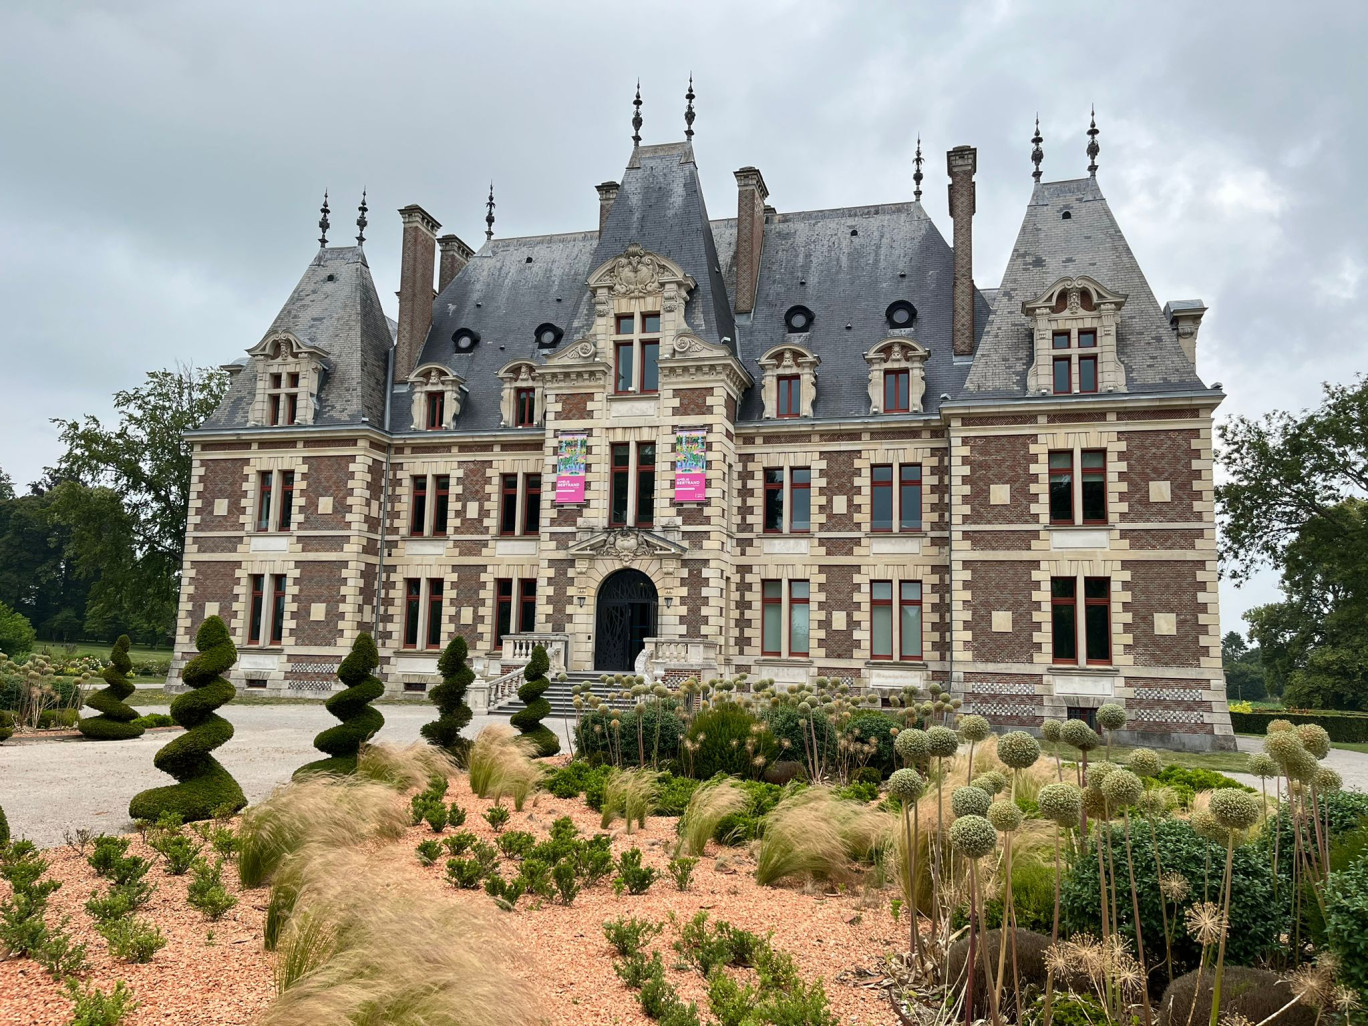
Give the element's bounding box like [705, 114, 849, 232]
[576, 596, 585, 608]
[665, 597, 673, 608]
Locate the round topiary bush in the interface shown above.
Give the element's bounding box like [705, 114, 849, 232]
[510, 644, 559, 757]
[420, 635, 474, 761]
[842, 710, 901, 778]
[684, 702, 775, 779]
[77, 636, 145, 741]
[297, 632, 386, 776]
[1157, 966, 1318, 1026]
[128, 616, 246, 822]
[765, 704, 836, 767]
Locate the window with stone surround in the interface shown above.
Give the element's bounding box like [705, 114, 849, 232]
[762, 467, 810, 533]
[864, 338, 928, 415]
[777, 375, 800, 417]
[871, 580, 922, 661]
[247, 572, 288, 647]
[1051, 575, 1112, 666]
[612, 312, 661, 395]
[267, 372, 301, 426]
[247, 332, 326, 428]
[871, 463, 921, 532]
[789, 581, 810, 657]
[501, 474, 519, 535]
[255, 470, 295, 533]
[1025, 277, 1128, 396]
[403, 579, 421, 649]
[900, 582, 923, 660]
[248, 575, 265, 645]
[403, 577, 446, 651]
[427, 578, 444, 649]
[410, 365, 465, 431]
[1048, 450, 1107, 526]
[759, 345, 819, 419]
[761, 580, 782, 655]
[496, 362, 541, 429]
[760, 578, 810, 657]
[424, 392, 445, 431]
[610, 444, 655, 528]
[515, 388, 535, 427]
[408, 473, 451, 537]
[519, 578, 537, 633]
[495, 579, 513, 646]
[497, 472, 542, 537]
[884, 370, 910, 412]
[492, 577, 537, 647]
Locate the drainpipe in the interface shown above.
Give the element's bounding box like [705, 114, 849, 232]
[946, 415, 956, 715]
[373, 344, 395, 638]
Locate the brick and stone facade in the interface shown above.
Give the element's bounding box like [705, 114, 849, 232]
[175, 123, 1234, 749]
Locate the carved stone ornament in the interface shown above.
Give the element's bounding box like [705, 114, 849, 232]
[864, 338, 928, 415]
[568, 527, 687, 561]
[608, 243, 664, 298]
[757, 343, 820, 418]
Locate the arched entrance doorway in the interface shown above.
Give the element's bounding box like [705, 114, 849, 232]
[594, 568, 658, 671]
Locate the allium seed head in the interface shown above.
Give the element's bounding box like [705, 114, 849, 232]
[1084, 760, 1116, 790]
[951, 785, 991, 818]
[1101, 769, 1144, 808]
[1082, 786, 1109, 821]
[959, 714, 991, 743]
[1190, 808, 1228, 844]
[1038, 783, 1084, 828]
[997, 730, 1042, 770]
[1267, 719, 1296, 734]
[1041, 719, 1063, 744]
[1060, 719, 1101, 752]
[1314, 767, 1343, 793]
[926, 725, 960, 759]
[1097, 703, 1127, 732]
[1127, 748, 1162, 778]
[949, 814, 998, 859]
[988, 799, 1023, 833]
[971, 770, 1008, 796]
[1138, 788, 1171, 818]
[1296, 723, 1332, 760]
[894, 727, 930, 765]
[1247, 753, 1279, 779]
[888, 768, 927, 803]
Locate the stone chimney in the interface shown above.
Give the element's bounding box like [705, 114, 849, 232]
[734, 166, 769, 315]
[1163, 300, 1208, 369]
[395, 204, 440, 384]
[437, 234, 474, 292]
[596, 181, 619, 234]
[946, 146, 978, 357]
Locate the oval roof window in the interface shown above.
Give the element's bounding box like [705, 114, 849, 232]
[784, 304, 814, 334]
[452, 328, 481, 351]
[885, 300, 917, 330]
[534, 323, 563, 349]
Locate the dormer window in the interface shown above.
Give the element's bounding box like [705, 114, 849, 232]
[777, 376, 800, 417]
[865, 338, 928, 415]
[784, 305, 814, 334]
[759, 344, 819, 420]
[267, 372, 302, 426]
[1025, 276, 1127, 396]
[885, 300, 917, 330]
[424, 392, 445, 431]
[246, 332, 328, 428]
[408, 364, 465, 431]
[611, 312, 660, 394]
[515, 388, 536, 427]
[498, 361, 544, 428]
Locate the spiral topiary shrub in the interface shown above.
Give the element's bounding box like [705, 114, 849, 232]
[509, 644, 559, 757]
[297, 632, 386, 776]
[128, 616, 246, 822]
[0, 802, 8, 845]
[420, 635, 474, 762]
[78, 636, 145, 741]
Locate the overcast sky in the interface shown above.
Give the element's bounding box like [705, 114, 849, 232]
[2, 0, 1363, 632]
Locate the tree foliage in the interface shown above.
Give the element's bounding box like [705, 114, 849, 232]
[77, 635, 144, 741]
[509, 644, 559, 757]
[0, 601, 36, 660]
[1221, 631, 1268, 702]
[297, 632, 385, 776]
[421, 635, 474, 760]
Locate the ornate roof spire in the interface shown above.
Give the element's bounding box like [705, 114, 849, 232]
[632, 79, 643, 147]
[1086, 105, 1100, 177]
[1031, 115, 1044, 182]
[355, 189, 368, 246]
[913, 135, 924, 202]
[485, 182, 496, 241]
[318, 190, 330, 247]
[684, 74, 695, 141]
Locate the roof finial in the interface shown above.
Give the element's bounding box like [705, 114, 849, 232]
[913, 135, 924, 202]
[632, 79, 643, 147]
[1031, 115, 1044, 182]
[1086, 105, 1100, 177]
[318, 190, 330, 248]
[485, 182, 496, 241]
[684, 74, 695, 141]
[355, 188, 368, 246]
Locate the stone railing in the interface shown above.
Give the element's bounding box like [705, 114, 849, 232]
[501, 633, 569, 673]
[468, 663, 526, 715]
[641, 637, 720, 685]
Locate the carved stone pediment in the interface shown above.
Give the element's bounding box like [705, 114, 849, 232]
[586, 243, 696, 314]
[407, 363, 466, 429]
[568, 527, 687, 561]
[247, 329, 330, 361]
[1023, 276, 1128, 317]
[865, 337, 929, 414]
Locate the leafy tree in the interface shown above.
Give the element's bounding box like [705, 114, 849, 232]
[421, 635, 474, 760]
[78, 635, 144, 741]
[510, 644, 559, 757]
[128, 615, 245, 822]
[1221, 631, 1268, 702]
[297, 632, 385, 776]
[0, 601, 36, 660]
[0, 483, 92, 642]
[50, 365, 228, 643]
[0, 467, 13, 500]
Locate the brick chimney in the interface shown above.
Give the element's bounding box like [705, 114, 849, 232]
[395, 204, 440, 384]
[946, 146, 978, 357]
[595, 181, 619, 234]
[734, 166, 769, 315]
[437, 234, 474, 292]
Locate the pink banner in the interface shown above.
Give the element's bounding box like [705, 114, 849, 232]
[555, 475, 585, 504]
[555, 433, 587, 504]
[674, 471, 706, 502]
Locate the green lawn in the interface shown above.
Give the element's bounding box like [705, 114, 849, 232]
[35, 640, 170, 661]
[1042, 741, 1249, 775]
[126, 690, 421, 707]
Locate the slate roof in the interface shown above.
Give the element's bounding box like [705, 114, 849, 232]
[205, 246, 394, 429]
[963, 177, 1206, 396]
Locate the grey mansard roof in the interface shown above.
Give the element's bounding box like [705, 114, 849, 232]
[964, 177, 1205, 396]
[205, 246, 394, 429]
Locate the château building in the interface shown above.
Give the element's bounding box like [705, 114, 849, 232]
[175, 96, 1235, 750]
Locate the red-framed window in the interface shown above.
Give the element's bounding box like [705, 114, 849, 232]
[514, 388, 535, 427]
[411, 476, 429, 535]
[403, 578, 421, 649]
[1053, 357, 1072, 395]
[615, 314, 634, 335]
[1081, 451, 1107, 524]
[635, 444, 655, 528]
[871, 581, 894, 660]
[1052, 331, 1071, 349]
[640, 340, 659, 394]
[256, 472, 274, 532]
[763, 468, 784, 533]
[269, 394, 281, 426]
[287, 372, 300, 389]
[1078, 329, 1097, 349]
[761, 580, 782, 655]
[1051, 577, 1077, 663]
[610, 444, 631, 527]
[777, 375, 800, 417]
[1078, 355, 1098, 394]
[248, 574, 265, 645]
[495, 579, 513, 646]
[1049, 451, 1074, 524]
[276, 471, 295, 532]
[790, 468, 811, 533]
[900, 581, 923, 660]
[518, 578, 537, 633]
[899, 465, 922, 530]
[426, 578, 444, 649]
[871, 465, 893, 532]
[522, 474, 541, 535]
[432, 475, 450, 536]
[285, 393, 298, 426]
[270, 574, 287, 645]
[614, 342, 634, 394]
[788, 581, 810, 657]
[641, 313, 660, 334]
[499, 474, 519, 535]
[1084, 577, 1111, 664]
[884, 369, 910, 412]
[425, 392, 445, 430]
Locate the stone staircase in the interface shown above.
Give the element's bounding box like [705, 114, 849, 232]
[493, 671, 637, 718]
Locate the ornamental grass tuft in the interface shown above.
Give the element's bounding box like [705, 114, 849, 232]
[754, 787, 893, 886]
[468, 724, 543, 809]
[678, 778, 749, 856]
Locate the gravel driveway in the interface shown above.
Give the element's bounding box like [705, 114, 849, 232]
[0, 703, 572, 847]
[1228, 733, 1368, 791]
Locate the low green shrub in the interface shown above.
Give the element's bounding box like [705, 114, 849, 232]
[613, 848, 658, 895]
[841, 711, 901, 779]
[674, 911, 764, 976]
[130, 713, 175, 730]
[423, 802, 449, 833]
[1230, 708, 1368, 743]
[603, 915, 662, 958]
[483, 870, 526, 907]
[1325, 852, 1368, 996]
[517, 857, 554, 899]
[544, 760, 609, 800]
[684, 703, 777, 779]
[97, 915, 166, 963]
[764, 704, 837, 770]
[668, 856, 697, 891]
[497, 830, 537, 860]
[834, 781, 880, 803]
[64, 979, 138, 1026]
[575, 706, 685, 766]
[445, 857, 483, 889]
[483, 805, 511, 833]
[149, 832, 202, 876]
[38, 708, 80, 729]
[186, 858, 237, 920]
[551, 858, 580, 904]
[1153, 764, 1251, 808]
[443, 830, 476, 857]
[655, 773, 701, 816]
[415, 839, 442, 866]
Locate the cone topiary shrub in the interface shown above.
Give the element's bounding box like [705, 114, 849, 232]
[297, 632, 385, 776]
[0, 802, 8, 845]
[128, 616, 246, 822]
[420, 635, 474, 761]
[78, 636, 145, 741]
[509, 644, 559, 757]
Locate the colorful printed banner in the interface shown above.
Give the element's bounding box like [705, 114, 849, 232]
[555, 433, 588, 504]
[674, 430, 707, 502]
